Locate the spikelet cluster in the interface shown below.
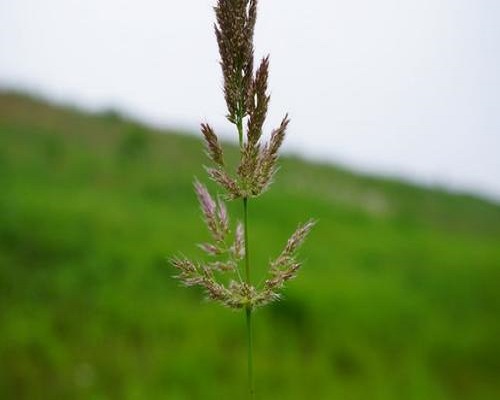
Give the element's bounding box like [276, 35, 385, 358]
[171, 0, 314, 310]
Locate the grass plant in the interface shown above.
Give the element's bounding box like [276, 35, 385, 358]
[170, 1, 314, 397]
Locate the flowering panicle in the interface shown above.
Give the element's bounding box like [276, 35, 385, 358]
[201, 123, 224, 167]
[171, 257, 234, 304]
[215, 0, 257, 123]
[172, 0, 314, 311]
[205, 167, 243, 200]
[173, 178, 315, 308]
[194, 180, 228, 244]
[251, 115, 290, 195]
[265, 220, 316, 292]
[247, 56, 270, 144]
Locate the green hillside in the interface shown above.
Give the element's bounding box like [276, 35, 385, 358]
[1, 91, 499, 400]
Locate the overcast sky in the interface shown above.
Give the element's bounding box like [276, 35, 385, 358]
[1, 0, 499, 200]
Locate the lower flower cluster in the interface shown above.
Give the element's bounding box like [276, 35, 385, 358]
[171, 182, 315, 310]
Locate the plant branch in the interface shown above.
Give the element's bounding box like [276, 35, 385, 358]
[243, 197, 254, 398]
[246, 305, 254, 399]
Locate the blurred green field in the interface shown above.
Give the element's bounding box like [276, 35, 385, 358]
[0, 91, 499, 400]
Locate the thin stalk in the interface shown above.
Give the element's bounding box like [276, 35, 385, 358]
[243, 197, 254, 398]
[246, 305, 254, 399]
[238, 98, 253, 398]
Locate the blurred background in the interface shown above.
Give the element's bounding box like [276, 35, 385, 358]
[1, 1, 499, 399]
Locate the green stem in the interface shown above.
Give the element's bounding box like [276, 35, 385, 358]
[238, 102, 253, 398]
[246, 306, 254, 399]
[243, 198, 254, 399]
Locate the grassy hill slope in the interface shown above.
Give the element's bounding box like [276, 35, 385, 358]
[1, 91, 499, 400]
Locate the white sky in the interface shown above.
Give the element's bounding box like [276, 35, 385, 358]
[1, 0, 499, 201]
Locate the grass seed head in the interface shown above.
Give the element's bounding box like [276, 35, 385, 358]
[201, 123, 225, 167]
[171, 0, 314, 311]
[214, 0, 257, 123]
